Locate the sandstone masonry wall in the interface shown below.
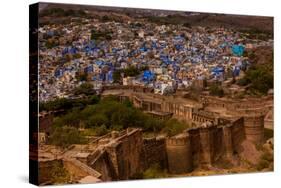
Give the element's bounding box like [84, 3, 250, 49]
[165, 117, 246, 174]
[141, 137, 167, 170]
[166, 134, 193, 174]
[244, 115, 264, 145]
[107, 129, 143, 180]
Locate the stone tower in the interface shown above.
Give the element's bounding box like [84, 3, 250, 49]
[244, 115, 264, 145]
[166, 133, 193, 174]
[198, 125, 216, 166]
[222, 125, 234, 160]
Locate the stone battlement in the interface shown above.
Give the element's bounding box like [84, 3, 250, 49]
[166, 133, 190, 146]
[38, 88, 271, 183]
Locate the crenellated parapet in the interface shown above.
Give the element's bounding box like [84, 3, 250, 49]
[166, 133, 193, 174]
[165, 117, 247, 174]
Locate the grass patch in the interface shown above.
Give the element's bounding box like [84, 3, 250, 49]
[143, 164, 168, 179]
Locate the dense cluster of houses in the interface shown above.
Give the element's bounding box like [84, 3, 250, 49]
[38, 15, 272, 101]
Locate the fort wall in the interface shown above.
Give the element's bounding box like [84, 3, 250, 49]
[244, 115, 264, 145]
[101, 85, 153, 93]
[39, 159, 63, 185]
[166, 133, 193, 174]
[222, 126, 233, 159]
[63, 158, 101, 182]
[213, 126, 224, 161]
[198, 126, 216, 166]
[38, 89, 272, 181]
[230, 118, 245, 150]
[201, 95, 273, 116]
[165, 117, 246, 174]
[88, 150, 116, 181]
[141, 137, 167, 169]
[187, 128, 200, 168]
[105, 129, 143, 180]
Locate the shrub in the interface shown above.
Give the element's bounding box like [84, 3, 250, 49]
[74, 83, 95, 96]
[49, 161, 70, 184]
[256, 159, 270, 171]
[163, 119, 189, 136]
[143, 164, 167, 179]
[49, 127, 86, 148]
[209, 83, 224, 97]
[86, 114, 109, 128]
[261, 152, 273, 163]
[94, 125, 109, 136]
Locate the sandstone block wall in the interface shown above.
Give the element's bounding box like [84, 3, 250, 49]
[213, 126, 224, 160]
[244, 115, 264, 145]
[165, 118, 246, 174]
[64, 158, 101, 182]
[201, 95, 273, 116]
[166, 134, 193, 174]
[187, 128, 201, 168]
[222, 126, 233, 159]
[221, 118, 245, 160]
[39, 160, 63, 184]
[88, 151, 116, 181]
[109, 129, 143, 180]
[230, 118, 245, 150]
[142, 137, 167, 170]
[198, 127, 216, 166]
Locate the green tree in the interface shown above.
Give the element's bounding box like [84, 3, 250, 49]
[246, 66, 273, 94]
[123, 66, 140, 77]
[113, 70, 122, 83]
[49, 127, 85, 148]
[93, 124, 108, 136]
[74, 83, 95, 96]
[76, 72, 88, 81]
[86, 114, 109, 128]
[163, 119, 189, 136]
[39, 98, 73, 111]
[238, 47, 273, 95]
[209, 83, 224, 97]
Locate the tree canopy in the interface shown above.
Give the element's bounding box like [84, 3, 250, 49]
[73, 83, 96, 96]
[39, 94, 99, 112]
[238, 47, 273, 95]
[51, 97, 189, 136]
[49, 127, 86, 148]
